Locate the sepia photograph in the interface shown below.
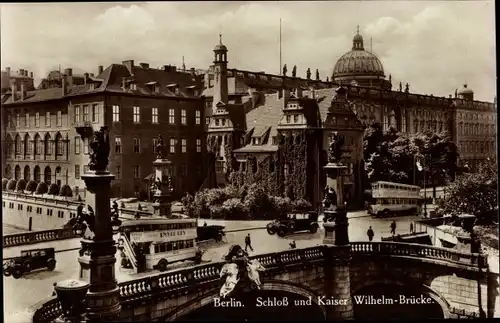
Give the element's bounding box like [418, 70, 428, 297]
[1, 1, 498, 321]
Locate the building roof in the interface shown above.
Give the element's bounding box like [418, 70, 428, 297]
[333, 31, 385, 79]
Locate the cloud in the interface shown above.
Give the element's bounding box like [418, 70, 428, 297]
[0, 1, 495, 101]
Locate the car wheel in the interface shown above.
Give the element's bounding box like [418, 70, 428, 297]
[267, 227, 276, 235]
[215, 233, 223, 243]
[12, 267, 23, 279]
[310, 224, 318, 234]
[3, 270, 11, 277]
[277, 227, 286, 237]
[157, 259, 168, 272]
[23, 261, 31, 272]
[47, 259, 56, 271]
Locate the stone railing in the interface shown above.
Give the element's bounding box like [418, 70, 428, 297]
[380, 231, 427, 242]
[3, 228, 82, 248]
[30, 243, 484, 323]
[350, 242, 487, 267]
[2, 191, 82, 207]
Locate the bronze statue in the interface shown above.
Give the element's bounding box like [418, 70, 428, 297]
[292, 65, 297, 78]
[328, 132, 345, 164]
[399, 82, 402, 92]
[322, 185, 338, 209]
[405, 83, 409, 93]
[88, 126, 110, 172]
[282, 64, 287, 76]
[316, 69, 320, 81]
[155, 134, 164, 159]
[111, 201, 119, 219]
[151, 177, 162, 194]
[306, 68, 311, 80]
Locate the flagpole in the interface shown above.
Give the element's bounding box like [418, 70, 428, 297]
[279, 18, 282, 75]
[423, 154, 427, 218]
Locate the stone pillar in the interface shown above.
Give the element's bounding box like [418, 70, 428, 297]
[152, 157, 174, 218]
[78, 171, 121, 321]
[322, 163, 353, 320]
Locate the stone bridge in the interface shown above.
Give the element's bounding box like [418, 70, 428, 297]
[32, 242, 498, 322]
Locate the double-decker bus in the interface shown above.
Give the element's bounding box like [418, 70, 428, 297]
[368, 181, 422, 218]
[118, 218, 203, 273]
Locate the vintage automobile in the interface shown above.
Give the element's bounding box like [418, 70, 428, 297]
[197, 224, 226, 243]
[3, 247, 56, 279]
[266, 211, 320, 237]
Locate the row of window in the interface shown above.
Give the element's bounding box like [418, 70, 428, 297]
[111, 105, 201, 125]
[73, 104, 99, 124]
[151, 239, 196, 254]
[3, 202, 66, 219]
[8, 111, 63, 129]
[7, 136, 65, 156]
[77, 163, 192, 180]
[413, 119, 446, 133]
[124, 222, 196, 233]
[374, 198, 420, 205]
[458, 122, 495, 137]
[114, 137, 202, 154]
[459, 141, 496, 154]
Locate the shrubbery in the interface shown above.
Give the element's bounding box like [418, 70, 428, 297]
[15, 179, 27, 191]
[7, 179, 17, 191]
[59, 185, 73, 197]
[26, 180, 37, 193]
[48, 183, 59, 195]
[2, 178, 9, 190]
[185, 183, 312, 220]
[36, 182, 48, 195]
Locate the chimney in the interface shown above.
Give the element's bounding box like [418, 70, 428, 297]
[64, 68, 73, 77]
[25, 70, 29, 77]
[6, 67, 10, 76]
[84, 73, 89, 85]
[20, 83, 25, 101]
[30, 72, 33, 78]
[19, 69, 24, 76]
[61, 74, 67, 96]
[139, 63, 149, 69]
[11, 84, 16, 102]
[98, 65, 103, 74]
[122, 60, 134, 74]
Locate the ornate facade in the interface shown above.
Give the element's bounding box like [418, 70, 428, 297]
[204, 29, 496, 208]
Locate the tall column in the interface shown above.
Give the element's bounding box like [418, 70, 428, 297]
[322, 133, 353, 320]
[77, 126, 121, 322]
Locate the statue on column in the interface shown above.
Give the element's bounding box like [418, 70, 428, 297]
[282, 64, 288, 76]
[405, 83, 409, 93]
[155, 134, 164, 159]
[316, 69, 320, 81]
[88, 126, 110, 172]
[328, 132, 345, 164]
[306, 68, 311, 80]
[399, 82, 402, 92]
[292, 65, 297, 78]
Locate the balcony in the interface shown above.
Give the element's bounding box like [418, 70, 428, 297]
[73, 120, 93, 138]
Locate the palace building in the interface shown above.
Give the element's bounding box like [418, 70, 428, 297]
[203, 30, 497, 209]
[1, 61, 206, 199]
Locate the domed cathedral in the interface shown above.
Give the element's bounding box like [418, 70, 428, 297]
[332, 26, 392, 90]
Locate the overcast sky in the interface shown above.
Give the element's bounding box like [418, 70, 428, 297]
[1, 1, 496, 101]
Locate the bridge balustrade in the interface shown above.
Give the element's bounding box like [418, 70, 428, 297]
[29, 242, 487, 323]
[3, 228, 81, 248]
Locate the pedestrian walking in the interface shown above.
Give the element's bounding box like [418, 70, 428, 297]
[367, 226, 374, 242]
[244, 233, 254, 252]
[289, 240, 296, 249]
[410, 222, 414, 234]
[390, 221, 397, 235]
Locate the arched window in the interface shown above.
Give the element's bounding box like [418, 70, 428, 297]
[55, 166, 62, 186]
[34, 133, 42, 156]
[33, 166, 41, 182]
[45, 133, 53, 155]
[15, 165, 21, 180]
[15, 134, 22, 155]
[55, 133, 63, 156]
[4, 165, 12, 178]
[24, 133, 31, 156]
[44, 166, 52, 184]
[6, 135, 13, 156]
[24, 165, 30, 181]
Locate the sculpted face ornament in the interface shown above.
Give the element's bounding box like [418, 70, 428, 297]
[88, 126, 110, 172]
[219, 245, 265, 298]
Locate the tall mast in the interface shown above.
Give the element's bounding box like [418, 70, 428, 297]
[279, 18, 282, 75]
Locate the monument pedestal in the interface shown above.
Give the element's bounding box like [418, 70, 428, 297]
[322, 162, 353, 320]
[78, 172, 121, 322]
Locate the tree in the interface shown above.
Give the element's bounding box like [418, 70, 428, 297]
[7, 179, 17, 191]
[59, 185, 73, 197]
[26, 180, 37, 193]
[2, 178, 9, 190]
[243, 183, 272, 219]
[48, 183, 59, 195]
[36, 182, 48, 195]
[15, 179, 27, 191]
[436, 158, 497, 224]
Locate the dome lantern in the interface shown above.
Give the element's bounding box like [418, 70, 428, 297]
[352, 25, 364, 51]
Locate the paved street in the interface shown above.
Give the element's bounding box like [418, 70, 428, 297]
[3, 213, 419, 322]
